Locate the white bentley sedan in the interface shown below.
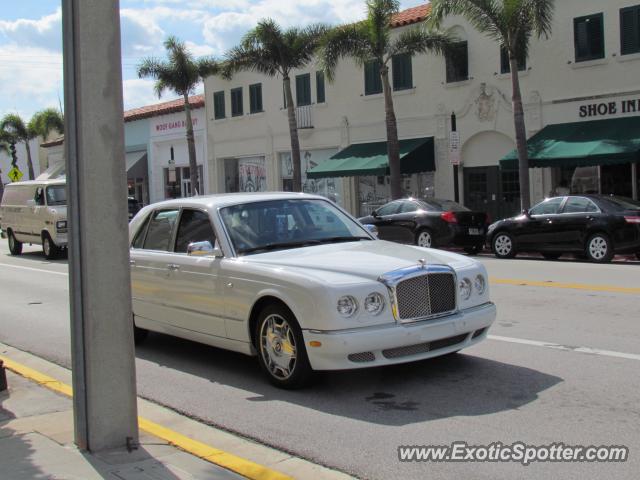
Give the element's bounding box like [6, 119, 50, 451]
[129, 193, 496, 388]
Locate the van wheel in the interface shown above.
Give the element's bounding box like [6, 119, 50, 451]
[42, 234, 59, 260]
[8, 231, 23, 255]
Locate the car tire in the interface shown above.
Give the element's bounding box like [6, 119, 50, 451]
[42, 233, 59, 260]
[464, 245, 483, 256]
[585, 233, 614, 263]
[8, 230, 23, 256]
[415, 229, 434, 248]
[133, 317, 149, 345]
[255, 304, 313, 389]
[542, 252, 562, 260]
[492, 232, 516, 259]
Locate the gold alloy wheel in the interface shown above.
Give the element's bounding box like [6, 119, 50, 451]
[259, 314, 297, 380]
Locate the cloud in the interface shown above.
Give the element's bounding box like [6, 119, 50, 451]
[123, 78, 164, 111]
[120, 9, 166, 57]
[0, 7, 62, 53]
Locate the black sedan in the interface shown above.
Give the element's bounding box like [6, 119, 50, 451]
[487, 195, 640, 263]
[358, 198, 489, 254]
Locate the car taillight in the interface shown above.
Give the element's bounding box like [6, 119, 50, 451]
[624, 216, 640, 224]
[441, 211, 458, 223]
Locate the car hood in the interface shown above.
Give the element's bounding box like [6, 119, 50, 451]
[242, 240, 475, 282]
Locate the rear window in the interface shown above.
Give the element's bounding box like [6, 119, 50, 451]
[597, 196, 640, 211]
[421, 199, 470, 212]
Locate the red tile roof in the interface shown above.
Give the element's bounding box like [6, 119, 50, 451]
[124, 94, 205, 122]
[391, 3, 432, 28]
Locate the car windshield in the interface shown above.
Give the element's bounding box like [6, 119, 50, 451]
[46, 185, 66, 206]
[420, 198, 470, 212]
[597, 196, 640, 211]
[219, 199, 372, 255]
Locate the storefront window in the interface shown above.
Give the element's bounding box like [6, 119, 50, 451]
[164, 166, 203, 198]
[358, 172, 434, 216]
[224, 157, 267, 193]
[279, 150, 343, 205]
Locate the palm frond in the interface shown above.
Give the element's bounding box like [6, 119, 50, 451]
[429, 0, 505, 42]
[27, 108, 64, 138]
[522, 0, 554, 39]
[0, 113, 28, 141]
[389, 27, 453, 58]
[319, 23, 372, 82]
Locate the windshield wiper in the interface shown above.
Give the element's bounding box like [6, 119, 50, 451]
[314, 236, 372, 244]
[238, 239, 322, 255]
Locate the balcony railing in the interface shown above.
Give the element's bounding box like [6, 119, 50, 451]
[296, 105, 313, 129]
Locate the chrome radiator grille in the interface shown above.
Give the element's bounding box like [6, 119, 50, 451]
[394, 272, 456, 321]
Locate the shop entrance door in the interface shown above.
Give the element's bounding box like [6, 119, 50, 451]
[463, 167, 520, 221]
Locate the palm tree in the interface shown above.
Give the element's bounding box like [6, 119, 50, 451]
[224, 20, 328, 192]
[430, 0, 554, 210]
[320, 0, 450, 200]
[0, 114, 36, 180]
[138, 36, 220, 195]
[0, 131, 10, 201]
[0, 109, 64, 181]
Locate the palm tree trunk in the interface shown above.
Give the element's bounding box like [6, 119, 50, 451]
[283, 76, 302, 192]
[24, 139, 35, 180]
[381, 65, 402, 200]
[0, 171, 5, 202]
[183, 93, 199, 196]
[509, 56, 531, 210]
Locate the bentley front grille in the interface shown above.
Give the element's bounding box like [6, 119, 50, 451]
[395, 272, 456, 321]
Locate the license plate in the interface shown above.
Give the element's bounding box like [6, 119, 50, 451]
[469, 228, 482, 235]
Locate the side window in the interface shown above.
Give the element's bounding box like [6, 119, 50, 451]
[35, 187, 45, 206]
[132, 214, 151, 249]
[399, 201, 418, 213]
[562, 197, 599, 214]
[377, 202, 400, 216]
[174, 209, 216, 253]
[143, 209, 179, 251]
[529, 198, 564, 215]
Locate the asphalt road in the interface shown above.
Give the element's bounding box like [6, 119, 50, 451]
[0, 241, 639, 480]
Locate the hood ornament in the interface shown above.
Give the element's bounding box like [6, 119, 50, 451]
[418, 258, 427, 268]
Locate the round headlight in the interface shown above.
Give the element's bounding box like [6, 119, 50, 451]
[474, 274, 486, 295]
[364, 292, 385, 315]
[458, 278, 472, 301]
[337, 296, 358, 317]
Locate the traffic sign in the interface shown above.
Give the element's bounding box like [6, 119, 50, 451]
[449, 131, 461, 166]
[8, 166, 23, 182]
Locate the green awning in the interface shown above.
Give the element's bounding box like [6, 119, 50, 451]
[500, 117, 640, 169]
[306, 137, 435, 179]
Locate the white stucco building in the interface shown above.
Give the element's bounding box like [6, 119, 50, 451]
[203, 1, 640, 219]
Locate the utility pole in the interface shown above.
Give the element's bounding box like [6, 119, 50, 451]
[62, 0, 138, 451]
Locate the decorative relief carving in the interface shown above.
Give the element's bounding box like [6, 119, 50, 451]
[475, 83, 497, 122]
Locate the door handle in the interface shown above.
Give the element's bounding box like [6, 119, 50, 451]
[167, 263, 180, 271]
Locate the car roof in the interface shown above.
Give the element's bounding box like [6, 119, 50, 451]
[141, 192, 328, 211]
[5, 179, 65, 187]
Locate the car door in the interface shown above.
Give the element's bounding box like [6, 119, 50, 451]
[554, 197, 601, 250]
[164, 208, 227, 338]
[130, 208, 180, 325]
[392, 200, 423, 243]
[515, 197, 565, 250]
[370, 201, 402, 241]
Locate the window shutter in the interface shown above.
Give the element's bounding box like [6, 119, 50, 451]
[316, 71, 325, 103]
[621, 7, 640, 55]
[575, 14, 605, 62]
[364, 60, 382, 95]
[213, 91, 225, 119]
[295, 74, 311, 106]
[249, 84, 262, 113]
[392, 54, 412, 90]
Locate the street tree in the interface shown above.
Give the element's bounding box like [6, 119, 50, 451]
[1, 114, 36, 180]
[138, 36, 220, 196]
[320, 0, 450, 200]
[224, 20, 328, 192]
[28, 108, 65, 141]
[0, 131, 10, 201]
[430, 0, 554, 210]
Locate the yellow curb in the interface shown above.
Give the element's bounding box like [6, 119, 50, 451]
[0, 355, 292, 480]
[490, 277, 640, 295]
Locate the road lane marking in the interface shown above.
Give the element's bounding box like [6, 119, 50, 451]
[488, 335, 640, 361]
[0, 263, 68, 276]
[0, 355, 293, 480]
[490, 277, 640, 295]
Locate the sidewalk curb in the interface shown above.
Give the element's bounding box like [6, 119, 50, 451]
[0, 353, 292, 480]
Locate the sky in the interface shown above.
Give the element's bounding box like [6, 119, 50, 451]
[0, 0, 425, 122]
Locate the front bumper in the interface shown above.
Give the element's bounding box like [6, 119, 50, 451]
[303, 302, 496, 371]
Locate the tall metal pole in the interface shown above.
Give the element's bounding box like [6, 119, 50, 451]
[451, 112, 460, 203]
[62, 0, 138, 452]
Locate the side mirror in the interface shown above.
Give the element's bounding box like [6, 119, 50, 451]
[371, 210, 379, 218]
[363, 224, 378, 238]
[522, 209, 532, 218]
[187, 241, 223, 258]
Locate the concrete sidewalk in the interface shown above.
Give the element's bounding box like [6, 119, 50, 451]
[0, 344, 354, 480]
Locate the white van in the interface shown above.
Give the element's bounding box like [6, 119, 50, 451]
[0, 179, 67, 259]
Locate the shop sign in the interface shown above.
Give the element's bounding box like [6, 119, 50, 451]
[449, 131, 461, 166]
[154, 117, 199, 133]
[579, 99, 640, 118]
